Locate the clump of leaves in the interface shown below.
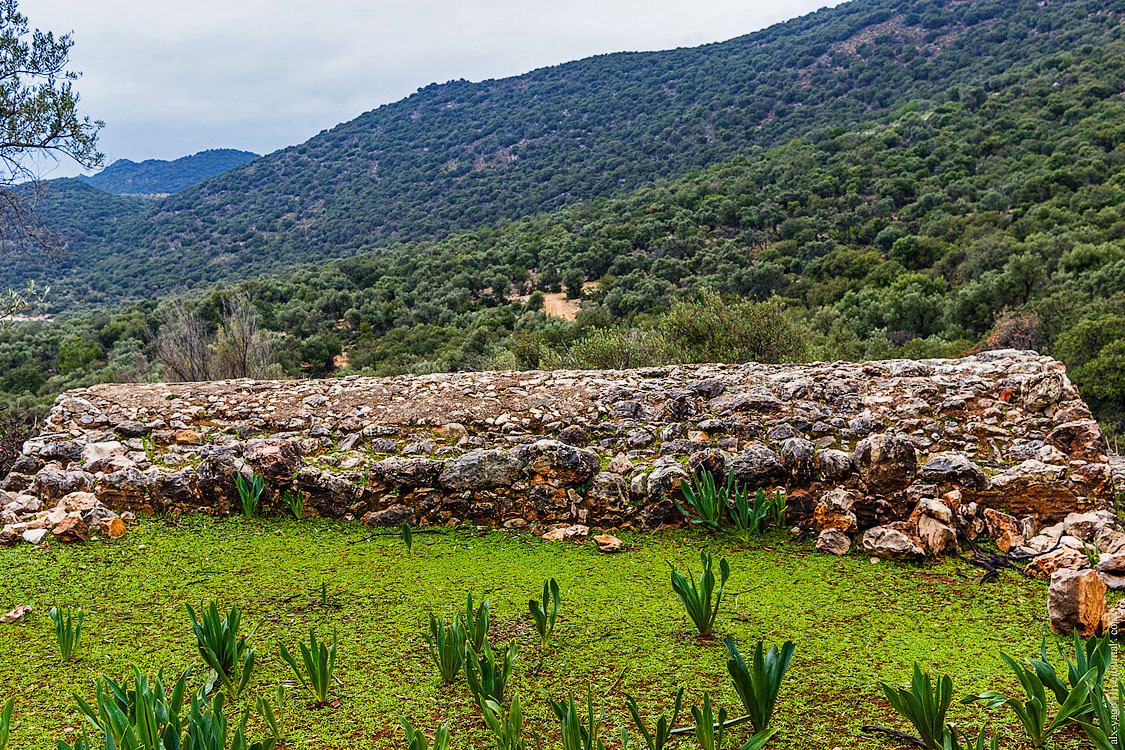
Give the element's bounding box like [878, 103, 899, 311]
[880, 664, 953, 750]
[0, 698, 12, 750]
[235, 472, 266, 517]
[691, 693, 725, 750]
[425, 614, 466, 685]
[256, 686, 285, 745]
[73, 667, 190, 750]
[402, 718, 451, 750]
[182, 691, 275, 750]
[547, 689, 607, 750]
[725, 636, 795, 734]
[941, 727, 999, 750]
[279, 628, 338, 705]
[282, 490, 304, 520]
[1083, 679, 1125, 750]
[730, 488, 785, 542]
[623, 688, 682, 750]
[483, 695, 535, 750]
[1042, 632, 1111, 704]
[677, 469, 728, 530]
[466, 640, 516, 707]
[670, 551, 729, 636]
[962, 653, 1094, 748]
[50, 606, 83, 662]
[529, 578, 561, 646]
[462, 591, 490, 652]
[187, 602, 256, 698]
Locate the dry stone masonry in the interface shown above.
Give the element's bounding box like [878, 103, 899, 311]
[2, 350, 1121, 621]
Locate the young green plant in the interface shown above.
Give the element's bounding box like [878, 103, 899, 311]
[963, 653, 1094, 748]
[402, 718, 451, 750]
[880, 663, 954, 750]
[466, 640, 516, 707]
[669, 551, 730, 636]
[282, 490, 304, 520]
[462, 591, 490, 652]
[548, 689, 608, 750]
[677, 469, 729, 530]
[0, 698, 11, 750]
[256, 686, 285, 745]
[235, 472, 266, 517]
[50, 606, 83, 662]
[424, 614, 466, 684]
[529, 578, 561, 646]
[623, 688, 682, 750]
[187, 601, 256, 698]
[279, 628, 338, 705]
[723, 636, 795, 735]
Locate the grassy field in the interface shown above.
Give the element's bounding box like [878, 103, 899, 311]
[0, 517, 1095, 749]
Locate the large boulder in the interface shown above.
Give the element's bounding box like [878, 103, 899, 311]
[81, 441, 133, 474]
[362, 504, 416, 527]
[647, 462, 690, 499]
[1025, 548, 1089, 580]
[98, 467, 155, 512]
[52, 514, 89, 543]
[1047, 420, 1106, 462]
[812, 488, 857, 532]
[727, 443, 783, 487]
[512, 440, 599, 486]
[853, 435, 918, 495]
[816, 529, 852, 556]
[38, 440, 84, 463]
[982, 460, 1083, 522]
[374, 457, 443, 489]
[1048, 568, 1106, 638]
[780, 438, 816, 482]
[1022, 371, 1065, 412]
[294, 468, 360, 518]
[440, 450, 523, 490]
[860, 525, 925, 561]
[242, 438, 304, 481]
[817, 449, 853, 482]
[587, 472, 630, 516]
[34, 466, 94, 500]
[921, 452, 988, 491]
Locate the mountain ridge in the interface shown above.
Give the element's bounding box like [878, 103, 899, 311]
[6, 0, 1101, 307]
[77, 148, 260, 195]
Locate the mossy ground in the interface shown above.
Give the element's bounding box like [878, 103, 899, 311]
[0, 517, 1096, 749]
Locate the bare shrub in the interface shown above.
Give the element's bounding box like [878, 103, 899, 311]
[154, 294, 277, 381]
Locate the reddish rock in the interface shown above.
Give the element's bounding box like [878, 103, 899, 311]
[1047, 420, 1106, 462]
[100, 517, 127, 538]
[52, 514, 89, 543]
[593, 534, 624, 553]
[175, 429, 204, 446]
[1025, 548, 1088, 580]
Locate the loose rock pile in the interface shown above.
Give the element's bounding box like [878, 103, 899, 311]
[2, 351, 1118, 599]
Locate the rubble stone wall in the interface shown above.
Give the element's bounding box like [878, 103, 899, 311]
[1, 350, 1114, 542]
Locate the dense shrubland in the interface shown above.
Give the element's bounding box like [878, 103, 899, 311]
[3, 0, 1124, 307]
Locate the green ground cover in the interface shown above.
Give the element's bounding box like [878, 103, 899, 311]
[0, 518, 1092, 749]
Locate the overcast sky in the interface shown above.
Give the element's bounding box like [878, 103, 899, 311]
[24, 0, 839, 178]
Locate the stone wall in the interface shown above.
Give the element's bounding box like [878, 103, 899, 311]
[1, 351, 1116, 546]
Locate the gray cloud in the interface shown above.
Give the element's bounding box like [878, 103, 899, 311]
[22, 0, 838, 178]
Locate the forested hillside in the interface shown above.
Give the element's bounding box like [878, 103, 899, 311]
[77, 149, 259, 195]
[4, 10, 1124, 435]
[5, 0, 1124, 306]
